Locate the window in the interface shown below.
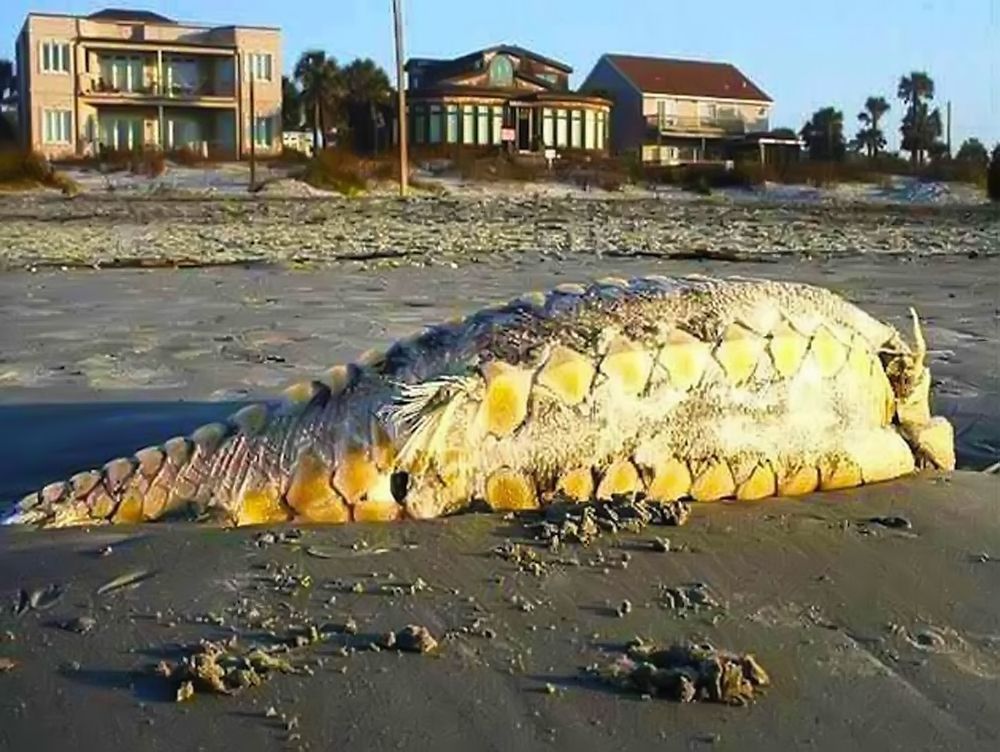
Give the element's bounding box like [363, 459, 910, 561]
[413, 104, 426, 144]
[487, 54, 514, 87]
[555, 109, 568, 148]
[539, 72, 559, 86]
[542, 108, 554, 147]
[43, 109, 72, 144]
[166, 57, 198, 95]
[428, 104, 442, 143]
[571, 110, 582, 148]
[248, 53, 272, 82]
[491, 106, 503, 144]
[584, 110, 596, 150]
[658, 99, 678, 126]
[167, 115, 202, 149]
[462, 105, 475, 144]
[254, 116, 273, 147]
[476, 105, 489, 145]
[596, 112, 606, 149]
[698, 101, 717, 124]
[445, 104, 459, 143]
[41, 41, 71, 73]
[99, 116, 142, 150]
[101, 55, 144, 92]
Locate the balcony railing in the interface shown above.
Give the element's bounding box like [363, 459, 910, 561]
[80, 76, 235, 100]
[646, 114, 764, 135]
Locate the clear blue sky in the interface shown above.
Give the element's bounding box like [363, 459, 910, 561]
[4, 0, 998, 149]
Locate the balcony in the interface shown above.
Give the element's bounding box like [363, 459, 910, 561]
[646, 114, 766, 137]
[79, 75, 236, 103]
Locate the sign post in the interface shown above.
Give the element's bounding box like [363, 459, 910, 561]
[392, 0, 408, 198]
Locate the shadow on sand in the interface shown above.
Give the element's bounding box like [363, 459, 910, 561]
[0, 398, 994, 506]
[0, 401, 247, 501]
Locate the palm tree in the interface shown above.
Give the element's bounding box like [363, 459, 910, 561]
[856, 96, 890, 159]
[293, 51, 343, 151]
[897, 71, 934, 108]
[898, 72, 938, 165]
[281, 75, 303, 131]
[341, 58, 392, 106]
[341, 58, 393, 152]
[800, 107, 846, 161]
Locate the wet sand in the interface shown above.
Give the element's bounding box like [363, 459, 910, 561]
[1, 252, 999, 751]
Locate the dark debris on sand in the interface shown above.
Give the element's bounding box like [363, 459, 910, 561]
[658, 583, 720, 611]
[151, 620, 440, 701]
[154, 633, 317, 701]
[494, 498, 691, 574]
[526, 499, 691, 548]
[589, 638, 770, 706]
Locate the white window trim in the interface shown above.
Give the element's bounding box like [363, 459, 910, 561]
[248, 52, 273, 82]
[254, 115, 273, 147]
[39, 40, 71, 75]
[42, 109, 73, 145]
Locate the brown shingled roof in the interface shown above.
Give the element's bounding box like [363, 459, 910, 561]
[605, 54, 772, 102]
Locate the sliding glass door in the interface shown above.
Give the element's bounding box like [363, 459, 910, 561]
[99, 115, 144, 150]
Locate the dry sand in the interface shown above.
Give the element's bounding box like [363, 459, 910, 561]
[0, 236, 998, 750]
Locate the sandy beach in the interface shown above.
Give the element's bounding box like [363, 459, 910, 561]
[1, 191, 998, 751]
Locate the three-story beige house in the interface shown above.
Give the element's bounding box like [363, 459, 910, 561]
[582, 53, 798, 164]
[15, 8, 281, 159]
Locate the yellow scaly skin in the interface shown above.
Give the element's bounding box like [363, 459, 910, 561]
[3, 275, 955, 529]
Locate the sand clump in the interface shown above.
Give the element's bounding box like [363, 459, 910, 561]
[157, 638, 305, 701]
[592, 637, 770, 705]
[523, 498, 691, 548]
[154, 622, 440, 701]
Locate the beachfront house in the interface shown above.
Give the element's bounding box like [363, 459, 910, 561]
[581, 53, 799, 165]
[401, 45, 612, 155]
[14, 7, 281, 159]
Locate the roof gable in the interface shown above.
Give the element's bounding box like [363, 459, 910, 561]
[87, 8, 177, 24]
[605, 54, 772, 102]
[406, 44, 572, 79]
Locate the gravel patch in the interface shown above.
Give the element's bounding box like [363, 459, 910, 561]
[0, 193, 995, 270]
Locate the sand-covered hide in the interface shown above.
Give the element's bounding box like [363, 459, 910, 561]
[0, 254, 995, 490]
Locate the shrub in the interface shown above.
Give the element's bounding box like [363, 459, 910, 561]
[988, 145, 1000, 202]
[0, 150, 50, 185]
[273, 146, 310, 165]
[728, 160, 886, 187]
[409, 176, 448, 195]
[301, 148, 368, 195]
[453, 152, 548, 182]
[0, 149, 80, 194]
[93, 147, 136, 172]
[167, 146, 212, 166]
[132, 149, 166, 177]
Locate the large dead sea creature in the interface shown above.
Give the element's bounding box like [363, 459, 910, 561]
[4, 275, 953, 528]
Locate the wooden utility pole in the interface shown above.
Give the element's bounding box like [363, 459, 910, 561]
[392, 0, 408, 197]
[946, 100, 952, 156]
[249, 64, 257, 192]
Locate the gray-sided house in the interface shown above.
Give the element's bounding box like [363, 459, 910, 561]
[582, 53, 799, 164]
